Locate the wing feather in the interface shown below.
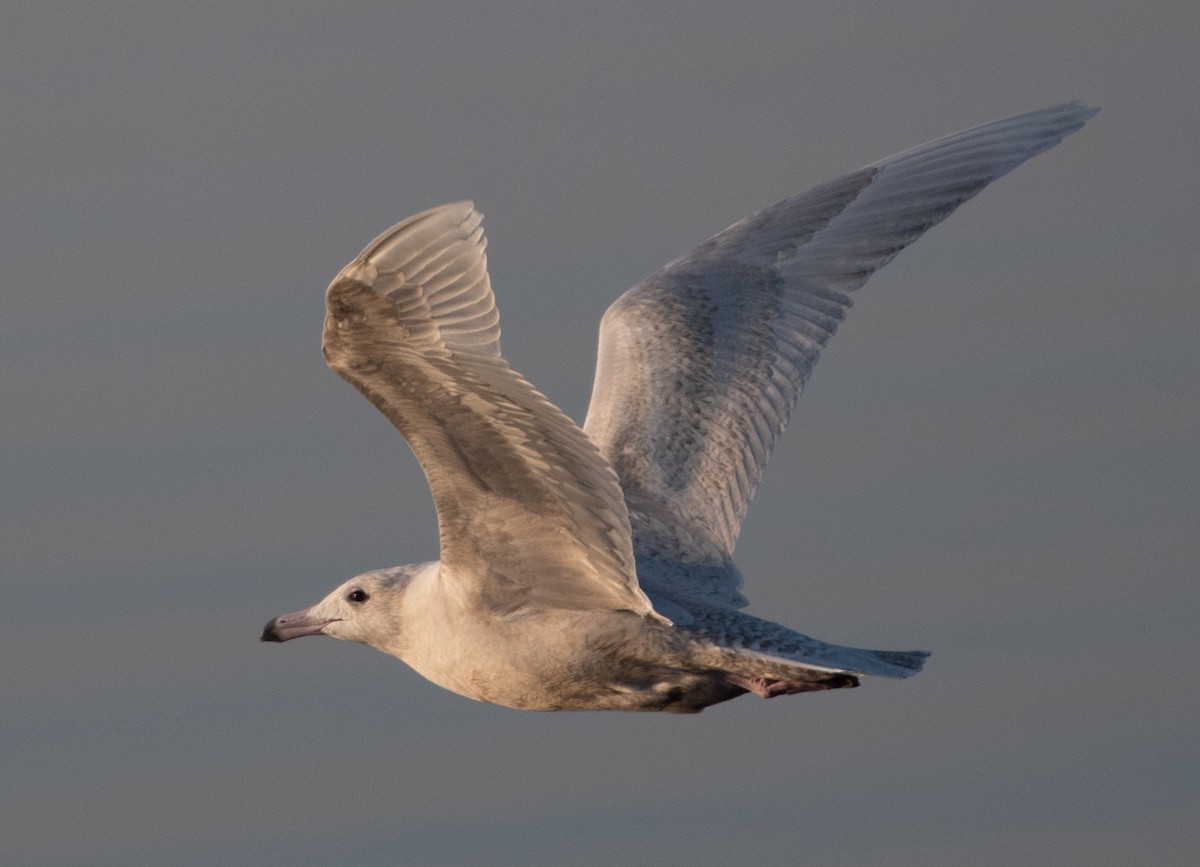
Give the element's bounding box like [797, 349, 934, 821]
[325, 202, 658, 618]
[584, 103, 1097, 611]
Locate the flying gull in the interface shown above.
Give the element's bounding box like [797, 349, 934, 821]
[262, 103, 1096, 713]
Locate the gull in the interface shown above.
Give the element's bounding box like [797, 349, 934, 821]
[262, 103, 1096, 713]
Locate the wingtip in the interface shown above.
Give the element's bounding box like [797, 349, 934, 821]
[350, 201, 485, 276]
[1054, 100, 1101, 127]
[1004, 101, 1099, 138]
[1066, 100, 1100, 116]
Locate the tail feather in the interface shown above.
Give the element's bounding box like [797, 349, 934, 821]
[683, 606, 930, 681]
[860, 648, 929, 676]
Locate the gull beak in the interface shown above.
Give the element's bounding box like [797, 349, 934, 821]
[260, 609, 339, 642]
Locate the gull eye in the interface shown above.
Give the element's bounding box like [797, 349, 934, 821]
[346, 588, 370, 604]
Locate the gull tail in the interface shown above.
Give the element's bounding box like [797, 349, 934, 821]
[683, 606, 929, 695]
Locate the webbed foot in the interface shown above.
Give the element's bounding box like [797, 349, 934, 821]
[724, 672, 859, 698]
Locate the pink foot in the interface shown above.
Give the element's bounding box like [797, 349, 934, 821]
[725, 672, 859, 698]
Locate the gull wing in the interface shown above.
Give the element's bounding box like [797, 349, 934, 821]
[583, 103, 1097, 612]
[324, 202, 659, 619]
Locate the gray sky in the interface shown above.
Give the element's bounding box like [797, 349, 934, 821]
[3, 2, 1197, 865]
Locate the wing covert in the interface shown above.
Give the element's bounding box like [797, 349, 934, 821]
[584, 103, 1097, 611]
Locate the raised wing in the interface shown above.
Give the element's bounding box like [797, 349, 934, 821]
[583, 102, 1097, 612]
[324, 202, 659, 619]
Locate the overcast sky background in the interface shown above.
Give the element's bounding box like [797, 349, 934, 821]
[3, 3, 1197, 865]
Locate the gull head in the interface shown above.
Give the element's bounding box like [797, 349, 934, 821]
[260, 563, 431, 649]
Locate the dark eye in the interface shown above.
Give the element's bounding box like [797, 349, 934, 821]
[347, 588, 370, 604]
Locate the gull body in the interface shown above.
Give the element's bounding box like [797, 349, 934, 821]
[262, 103, 1096, 713]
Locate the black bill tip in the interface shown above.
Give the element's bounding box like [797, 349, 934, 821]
[260, 618, 284, 642]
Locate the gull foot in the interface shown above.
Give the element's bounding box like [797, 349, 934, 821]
[724, 672, 859, 698]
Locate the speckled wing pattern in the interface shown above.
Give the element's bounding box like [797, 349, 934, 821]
[583, 103, 1097, 615]
[323, 202, 659, 619]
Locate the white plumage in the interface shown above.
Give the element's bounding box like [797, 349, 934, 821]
[263, 103, 1096, 713]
